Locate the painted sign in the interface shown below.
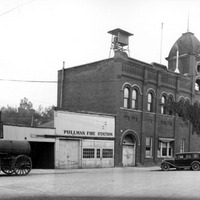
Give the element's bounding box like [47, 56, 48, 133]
[64, 130, 113, 137]
[55, 110, 115, 138]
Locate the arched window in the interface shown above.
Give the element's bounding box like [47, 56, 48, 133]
[185, 99, 190, 107]
[196, 62, 200, 74]
[124, 87, 130, 108]
[132, 89, 138, 109]
[178, 98, 185, 118]
[195, 79, 200, 91]
[194, 102, 199, 108]
[168, 96, 174, 115]
[147, 92, 153, 112]
[161, 95, 167, 114]
[198, 65, 200, 73]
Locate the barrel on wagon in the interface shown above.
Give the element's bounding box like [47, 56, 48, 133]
[0, 140, 32, 176]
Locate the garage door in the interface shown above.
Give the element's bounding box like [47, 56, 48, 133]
[58, 140, 80, 169]
[30, 142, 54, 169]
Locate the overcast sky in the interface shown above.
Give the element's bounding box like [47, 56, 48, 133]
[0, 0, 199, 109]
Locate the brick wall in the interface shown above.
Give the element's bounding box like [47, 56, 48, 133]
[57, 55, 200, 166]
[58, 59, 122, 114]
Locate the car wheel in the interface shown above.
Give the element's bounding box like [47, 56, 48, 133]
[161, 163, 170, 171]
[191, 162, 200, 171]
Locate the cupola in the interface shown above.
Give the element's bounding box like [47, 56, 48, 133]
[166, 31, 200, 75]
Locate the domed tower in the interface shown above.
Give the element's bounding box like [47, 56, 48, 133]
[166, 31, 200, 76]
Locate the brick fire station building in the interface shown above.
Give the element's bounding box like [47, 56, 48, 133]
[57, 29, 200, 167]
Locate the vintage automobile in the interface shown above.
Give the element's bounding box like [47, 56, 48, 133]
[161, 152, 200, 171]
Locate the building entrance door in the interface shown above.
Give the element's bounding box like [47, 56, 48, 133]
[122, 134, 136, 166]
[122, 145, 135, 166]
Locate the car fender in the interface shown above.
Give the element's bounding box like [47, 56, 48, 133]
[191, 161, 200, 166]
[161, 161, 176, 168]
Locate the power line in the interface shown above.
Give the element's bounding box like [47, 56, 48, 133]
[0, 78, 140, 84]
[0, 74, 191, 84]
[0, 78, 57, 83]
[0, 0, 35, 17]
[0, 78, 124, 84]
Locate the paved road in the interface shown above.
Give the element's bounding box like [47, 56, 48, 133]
[0, 166, 200, 200]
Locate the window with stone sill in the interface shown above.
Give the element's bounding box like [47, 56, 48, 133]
[124, 87, 130, 108]
[123, 87, 139, 110]
[160, 95, 167, 114]
[158, 141, 174, 157]
[132, 89, 138, 109]
[145, 137, 153, 157]
[147, 92, 153, 112]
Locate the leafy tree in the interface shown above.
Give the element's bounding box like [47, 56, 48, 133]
[36, 105, 54, 125]
[1, 106, 19, 124]
[169, 101, 200, 134]
[1, 97, 54, 127]
[19, 97, 33, 110]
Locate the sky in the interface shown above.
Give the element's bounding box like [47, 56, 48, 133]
[0, 0, 200, 109]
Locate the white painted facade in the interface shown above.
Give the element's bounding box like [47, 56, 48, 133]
[2, 110, 115, 169]
[54, 110, 115, 138]
[54, 110, 115, 169]
[3, 125, 55, 142]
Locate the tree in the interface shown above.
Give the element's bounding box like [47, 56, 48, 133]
[169, 101, 200, 134]
[1, 98, 54, 126]
[36, 105, 54, 125]
[19, 97, 33, 110]
[17, 97, 35, 125]
[1, 106, 18, 124]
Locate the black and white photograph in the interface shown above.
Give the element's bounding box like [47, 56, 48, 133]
[1, 0, 200, 199]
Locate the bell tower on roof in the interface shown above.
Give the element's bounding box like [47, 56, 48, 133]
[108, 28, 133, 57]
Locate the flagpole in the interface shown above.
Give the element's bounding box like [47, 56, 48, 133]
[187, 10, 190, 32]
[160, 23, 163, 64]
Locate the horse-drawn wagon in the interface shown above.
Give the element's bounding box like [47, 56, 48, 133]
[0, 140, 32, 175]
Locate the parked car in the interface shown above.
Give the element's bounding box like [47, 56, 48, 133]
[161, 152, 200, 171]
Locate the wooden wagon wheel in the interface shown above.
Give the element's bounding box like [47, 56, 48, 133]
[1, 167, 15, 175]
[1, 158, 15, 175]
[14, 155, 32, 176]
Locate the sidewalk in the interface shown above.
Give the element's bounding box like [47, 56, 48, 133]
[30, 166, 161, 175]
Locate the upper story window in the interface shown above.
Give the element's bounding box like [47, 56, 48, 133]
[161, 95, 167, 114]
[195, 79, 200, 92]
[185, 100, 190, 107]
[196, 62, 200, 75]
[194, 102, 199, 108]
[132, 89, 138, 109]
[168, 96, 174, 115]
[147, 92, 153, 112]
[178, 98, 185, 117]
[123, 86, 140, 110]
[124, 87, 130, 108]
